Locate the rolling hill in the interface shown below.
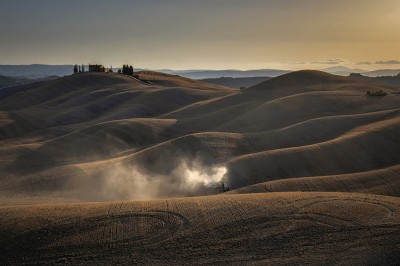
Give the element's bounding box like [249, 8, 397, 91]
[0, 70, 399, 264]
[200, 76, 271, 89]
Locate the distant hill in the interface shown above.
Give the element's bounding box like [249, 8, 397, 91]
[0, 74, 59, 89]
[3, 64, 400, 79]
[0, 64, 73, 79]
[0, 75, 31, 88]
[363, 69, 400, 77]
[200, 76, 271, 89]
[322, 66, 368, 76]
[0, 65, 289, 79]
[168, 69, 289, 79]
[320, 66, 400, 77]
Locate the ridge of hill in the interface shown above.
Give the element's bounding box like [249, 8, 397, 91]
[200, 76, 271, 89]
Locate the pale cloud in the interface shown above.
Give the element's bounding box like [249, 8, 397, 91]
[283, 59, 346, 65]
[356, 60, 400, 65]
[310, 59, 346, 65]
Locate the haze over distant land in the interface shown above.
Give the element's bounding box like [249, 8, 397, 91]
[0, 0, 399, 70]
[1, 64, 399, 81]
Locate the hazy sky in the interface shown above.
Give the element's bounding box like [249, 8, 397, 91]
[0, 0, 399, 70]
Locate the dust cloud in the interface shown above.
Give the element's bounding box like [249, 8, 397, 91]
[75, 158, 228, 201]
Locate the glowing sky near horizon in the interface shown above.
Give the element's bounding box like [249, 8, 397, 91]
[0, 0, 399, 70]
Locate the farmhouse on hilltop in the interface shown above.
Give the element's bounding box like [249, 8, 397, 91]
[89, 64, 105, 73]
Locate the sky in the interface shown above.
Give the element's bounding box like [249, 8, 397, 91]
[0, 0, 399, 70]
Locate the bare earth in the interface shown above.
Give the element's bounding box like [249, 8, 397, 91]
[0, 70, 399, 264]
